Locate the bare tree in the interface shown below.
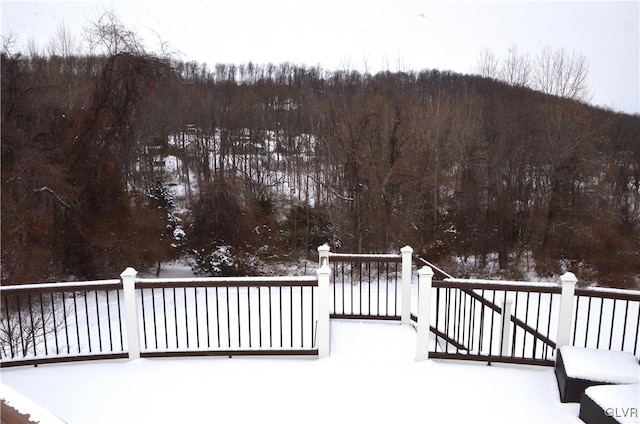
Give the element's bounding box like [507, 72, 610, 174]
[476, 49, 499, 79]
[499, 45, 531, 87]
[84, 10, 144, 56]
[0, 294, 68, 358]
[47, 22, 77, 58]
[1, 32, 17, 56]
[532, 46, 590, 101]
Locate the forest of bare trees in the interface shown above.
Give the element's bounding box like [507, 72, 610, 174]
[2, 17, 639, 288]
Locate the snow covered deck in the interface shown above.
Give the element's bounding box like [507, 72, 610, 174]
[1, 320, 585, 424]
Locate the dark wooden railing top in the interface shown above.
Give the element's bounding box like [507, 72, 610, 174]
[328, 253, 402, 262]
[574, 286, 640, 301]
[437, 278, 562, 294]
[0, 279, 123, 294]
[135, 276, 318, 289]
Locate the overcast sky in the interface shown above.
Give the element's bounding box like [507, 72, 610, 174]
[1, 0, 639, 114]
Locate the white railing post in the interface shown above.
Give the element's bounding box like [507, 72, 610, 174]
[317, 243, 330, 267]
[316, 264, 331, 358]
[499, 297, 513, 356]
[121, 267, 140, 360]
[556, 272, 577, 349]
[416, 265, 434, 361]
[400, 245, 413, 324]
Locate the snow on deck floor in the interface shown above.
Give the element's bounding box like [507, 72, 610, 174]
[1, 320, 582, 424]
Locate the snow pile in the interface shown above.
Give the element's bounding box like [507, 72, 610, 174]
[560, 346, 640, 384]
[584, 384, 640, 424]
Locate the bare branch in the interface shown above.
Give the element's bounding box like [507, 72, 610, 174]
[34, 187, 70, 209]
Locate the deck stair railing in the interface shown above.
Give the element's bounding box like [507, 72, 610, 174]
[413, 256, 561, 361]
[413, 267, 640, 365]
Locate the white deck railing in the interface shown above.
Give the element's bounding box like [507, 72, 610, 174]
[1, 245, 638, 367]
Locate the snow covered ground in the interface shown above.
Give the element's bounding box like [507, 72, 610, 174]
[1, 319, 584, 424]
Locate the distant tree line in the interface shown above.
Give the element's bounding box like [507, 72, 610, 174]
[2, 16, 639, 287]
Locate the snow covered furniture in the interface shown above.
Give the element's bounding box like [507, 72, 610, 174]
[555, 346, 640, 403]
[579, 384, 639, 424]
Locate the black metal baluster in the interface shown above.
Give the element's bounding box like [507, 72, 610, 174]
[279, 286, 283, 348]
[544, 294, 554, 361]
[27, 294, 37, 356]
[572, 296, 580, 346]
[237, 287, 242, 348]
[95, 291, 103, 352]
[460, 291, 467, 353]
[290, 286, 293, 348]
[341, 262, 345, 315]
[444, 288, 451, 352]
[633, 309, 639, 356]
[51, 292, 60, 354]
[215, 287, 221, 348]
[268, 287, 273, 348]
[195, 287, 200, 349]
[106, 290, 113, 352]
[173, 288, 179, 348]
[376, 263, 381, 316]
[40, 293, 49, 355]
[585, 297, 592, 348]
[511, 292, 519, 357]
[162, 288, 168, 349]
[367, 261, 371, 315]
[478, 290, 486, 355]
[84, 292, 93, 352]
[184, 287, 189, 348]
[470, 292, 477, 353]
[247, 286, 252, 348]
[350, 263, 354, 315]
[62, 292, 70, 354]
[488, 290, 496, 358]
[117, 290, 124, 351]
[596, 298, 604, 348]
[226, 287, 231, 348]
[311, 285, 314, 349]
[453, 289, 460, 348]
[608, 299, 617, 350]
[205, 287, 211, 348]
[434, 287, 441, 352]
[385, 263, 389, 316]
[621, 300, 629, 351]
[141, 288, 148, 349]
[72, 292, 80, 354]
[16, 294, 25, 357]
[522, 292, 530, 358]
[152, 289, 158, 349]
[394, 262, 398, 316]
[258, 286, 263, 348]
[332, 263, 336, 313]
[358, 262, 362, 315]
[4, 295, 14, 358]
[533, 292, 542, 359]
[148, 288, 158, 349]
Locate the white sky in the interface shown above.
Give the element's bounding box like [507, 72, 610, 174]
[1, 0, 639, 114]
